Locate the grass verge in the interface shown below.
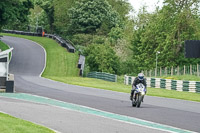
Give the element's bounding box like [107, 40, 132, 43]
[0, 39, 11, 59]
[160, 75, 200, 81]
[0, 112, 54, 133]
[47, 76, 200, 102]
[0, 40, 9, 51]
[1, 33, 200, 102]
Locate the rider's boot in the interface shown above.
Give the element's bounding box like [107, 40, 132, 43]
[130, 95, 133, 100]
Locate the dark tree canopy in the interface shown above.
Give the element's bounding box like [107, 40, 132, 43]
[35, 0, 54, 32]
[67, 0, 121, 34]
[0, 0, 33, 30]
[53, 0, 76, 34]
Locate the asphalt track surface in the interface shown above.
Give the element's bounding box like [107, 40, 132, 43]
[1, 36, 200, 133]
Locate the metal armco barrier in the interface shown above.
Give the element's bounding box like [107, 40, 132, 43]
[87, 72, 117, 82]
[124, 75, 200, 93]
[2, 29, 76, 53]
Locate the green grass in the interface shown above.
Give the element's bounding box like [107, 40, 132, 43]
[47, 76, 131, 92]
[0, 39, 11, 59]
[0, 40, 9, 51]
[0, 33, 79, 77]
[1, 33, 200, 102]
[148, 87, 200, 102]
[160, 75, 200, 81]
[0, 112, 54, 133]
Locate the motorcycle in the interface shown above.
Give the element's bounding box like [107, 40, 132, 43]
[132, 83, 146, 108]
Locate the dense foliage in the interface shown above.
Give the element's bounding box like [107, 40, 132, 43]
[107, 0, 132, 20]
[67, 0, 121, 34]
[130, 0, 200, 74]
[35, 0, 54, 32]
[53, 0, 76, 34]
[0, 0, 33, 30]
[84, 44, 120, 74]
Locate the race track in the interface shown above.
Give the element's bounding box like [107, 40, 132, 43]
[0, 36, 199, 133]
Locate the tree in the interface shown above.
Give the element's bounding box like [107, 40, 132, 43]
[67, 0, 121, 34]
[0, 0, 33, 30]
[53, 0, 76, 34]
[107, 0, 132, 20]
[35, 0, 54, 32]
[84, 44, 120, 74]
[108, 25, 124, 45]
[158, 0, 200, 66]
[130, 0, 200, 73]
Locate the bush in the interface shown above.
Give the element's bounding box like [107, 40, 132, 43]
[84, 43, 120, 74]
[71, 34, 107, 46]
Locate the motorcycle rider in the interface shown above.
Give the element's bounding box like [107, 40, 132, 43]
[130, 73, 147, 101]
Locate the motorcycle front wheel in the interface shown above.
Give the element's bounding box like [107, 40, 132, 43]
[136, 94, 143, 108]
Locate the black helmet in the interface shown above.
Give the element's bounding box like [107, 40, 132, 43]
[138, 73, 144, 80]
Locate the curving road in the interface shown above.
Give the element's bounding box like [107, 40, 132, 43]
[0, 36, 200, 133]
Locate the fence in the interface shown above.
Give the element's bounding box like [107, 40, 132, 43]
[124, 75, 200, 93]
[142, 64, 200, 77]
[87, 72, 117, 82]
[2, 29, 76, 53]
